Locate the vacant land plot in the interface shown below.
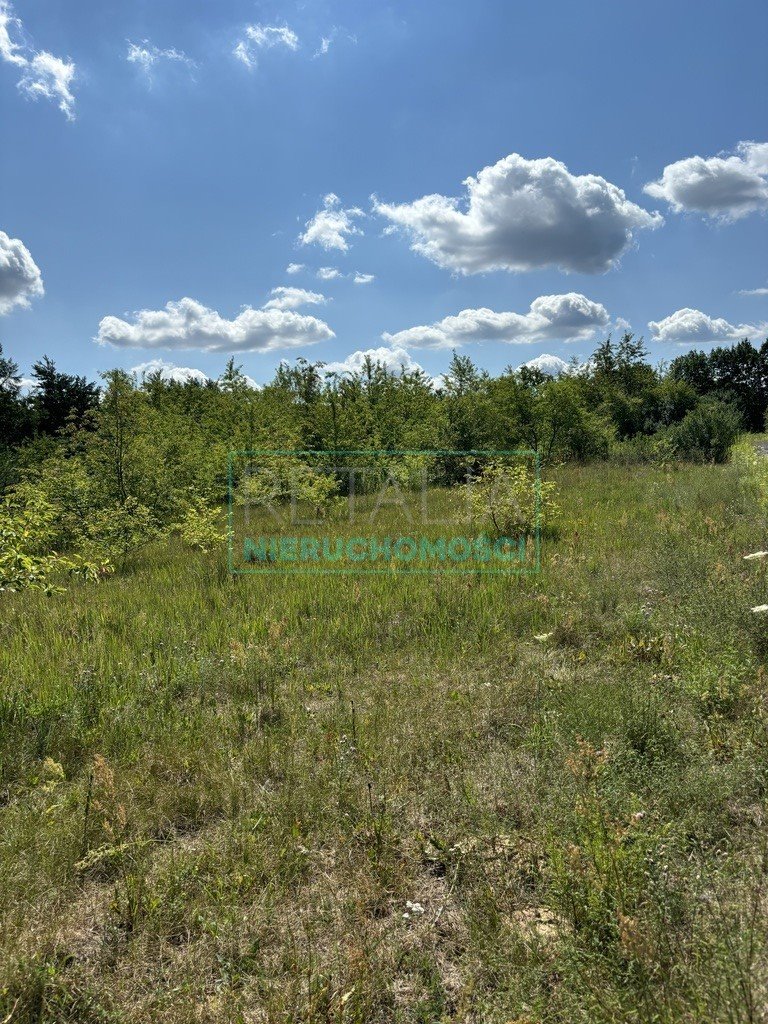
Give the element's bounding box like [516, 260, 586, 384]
[2, 460, 768, 1022]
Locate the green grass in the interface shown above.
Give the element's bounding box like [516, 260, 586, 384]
[2, 460, 768, 1022]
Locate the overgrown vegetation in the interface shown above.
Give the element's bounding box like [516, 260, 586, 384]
[0, 333, 760, 591]
[2, 334, 768, 1020]
[2, 458, 768, 1021]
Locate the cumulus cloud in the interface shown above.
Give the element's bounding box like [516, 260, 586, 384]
[374, 153, 662, 275]
[383, 293, 611, 350]
[234, 24, 298, 68]
[648, 308, 768, 344]
[96, 296, 334, 353]
[286, 262, 305, 275]
[323, 346, 425, 376]
[353, 272, 375, 285]
[126, 40, 195, 83]
[300, 193, 364, 252]
[521, 353, 572, 376]
[317, 266, 342, 280]
[644, 142, 768, 220]
[130, 358, 209, 384]
[262, 286, 328, 311]
[0, 230, 44, 313]
[0, 2, 76, 119]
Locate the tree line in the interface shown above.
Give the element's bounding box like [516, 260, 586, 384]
[0, 333, 765, 590]
[2, 334, 766, 482]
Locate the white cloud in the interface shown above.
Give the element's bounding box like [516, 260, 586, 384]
[648, 308, 768, 344]
[262, 286, 328, 311]
[314, 34, 333, 58]
[521, 353, 572, 376]
[0, 229, 44, 313]
[234, 24, 298, 69]
[374, 153, 662, 275]
[323, 345, 425, 376]
[17, 51, 76, 119]
[0, 0, 25, 66]
[383, 293, 611, 350]
[130, 357, 261, 389]
[126, 40, 195, 83]
[286, 262, 305, 275]
[300, 193, 364, 252]
[130, 358, 209, 384]
[353, 272, 375, 285]
[0, 3, 76, 119]
[317, 266, 342, 280]
[739, 285, 768, 296]
[96, 296, 334, 353]
[644, 142, 768, 220]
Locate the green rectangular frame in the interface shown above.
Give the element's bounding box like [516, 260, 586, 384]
[227, 449, 542, 575]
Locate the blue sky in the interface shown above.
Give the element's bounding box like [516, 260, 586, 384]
[1, 0, 767, 385]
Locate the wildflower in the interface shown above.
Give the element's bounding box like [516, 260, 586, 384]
[744, 552, 768, 560]
[752, 605, 768, 613]
[534, 632, 553, 642]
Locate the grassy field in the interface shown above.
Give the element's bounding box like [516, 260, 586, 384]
[2, 459, 768, 1022]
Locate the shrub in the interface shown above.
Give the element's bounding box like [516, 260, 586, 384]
[666, 399, 742, 463]
[0, 492, 108, 593]
[172, 499, 227, 553]
[235, 457, 343, 519]
[83, 498, 163, 568]
[466, 461, 560, 539]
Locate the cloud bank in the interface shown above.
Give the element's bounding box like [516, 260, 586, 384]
[648, 308, 768, 344]
[96, 296, 334, 353]
[383, 293, 611, 350]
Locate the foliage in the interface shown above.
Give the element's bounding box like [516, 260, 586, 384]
[171, 498, 227, 552]
[83, 498, 163, 567]
[670, 338, 768, 431]
[0, 490, 108, 593]
[2, 461, 768, 1021]
[666, 397, 743, 463]
[0, 334, 766, 595]
[731, 437, 768, 518]
[235, 456, 344, 519]
[466, 460, 560, 538]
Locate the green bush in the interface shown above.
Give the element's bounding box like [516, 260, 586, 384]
[666, 398, 742, 463]
[466, 461, 560, 538]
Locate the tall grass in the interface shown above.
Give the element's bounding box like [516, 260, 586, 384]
[1, 460, 768, 1022]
